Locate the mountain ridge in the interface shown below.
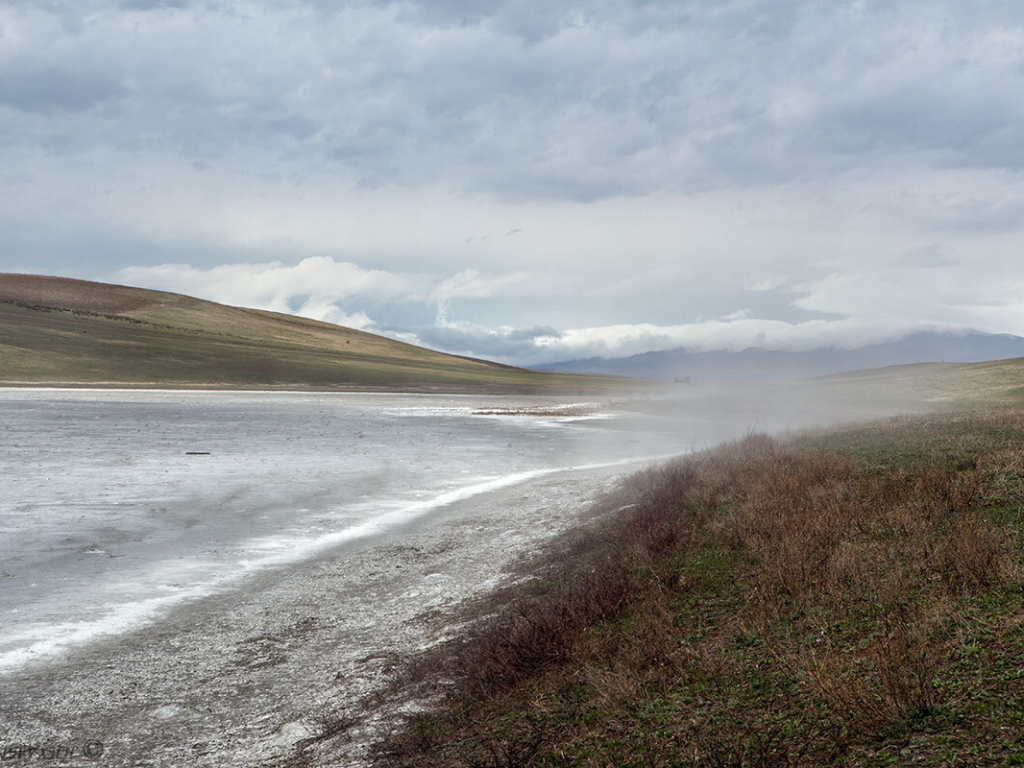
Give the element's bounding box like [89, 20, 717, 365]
[536, 331, 1024, 382]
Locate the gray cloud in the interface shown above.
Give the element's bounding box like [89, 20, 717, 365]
[4, 1, 1022, 200]
[0, 66, 122, 113]
[5, 1, 1024, 362]
[896, 245, 957, 270]
[120, 0, 189, 10]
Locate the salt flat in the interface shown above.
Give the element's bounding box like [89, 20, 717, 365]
[0, 389, 776, 766]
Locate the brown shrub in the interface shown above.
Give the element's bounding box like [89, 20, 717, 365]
[694, 721, 819, 768]
[805, 622, 942, 736]
[933, 514, 1008, 590]
[728, 452, 857, 603]
[910, 465, 983, 521]
[391, 456, 703, 708]
[873, 624, 943, 721]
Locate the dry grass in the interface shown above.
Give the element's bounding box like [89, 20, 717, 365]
[302, 408, 1024, 767]
[0, 274, 622, 393]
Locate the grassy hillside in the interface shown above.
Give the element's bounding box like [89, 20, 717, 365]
[817, 358, 1024, 409]
[0, 274, 614, 393]
[343, 408, 1024, 767]
[606, 358, 1024, 439]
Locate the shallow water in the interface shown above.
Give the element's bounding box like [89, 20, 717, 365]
[0, 389, 759, 672]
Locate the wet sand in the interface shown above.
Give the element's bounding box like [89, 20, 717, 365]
[0, 463, 642, 768]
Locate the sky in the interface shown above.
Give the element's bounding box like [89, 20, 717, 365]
[3, 0, 1024, 365]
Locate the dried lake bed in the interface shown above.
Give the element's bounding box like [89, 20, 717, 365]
[0, 389, 786, 766]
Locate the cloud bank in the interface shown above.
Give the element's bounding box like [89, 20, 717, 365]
[4, 1, 1024, 363]
[116, 255, 1024, 365]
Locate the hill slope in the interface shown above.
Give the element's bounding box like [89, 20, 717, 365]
[618, 357, 1024, 431]
[0, 274, 610, 393]
[815, 357, 1024, 409]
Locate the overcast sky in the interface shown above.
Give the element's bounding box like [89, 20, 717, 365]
[3, 1, 1024, 364]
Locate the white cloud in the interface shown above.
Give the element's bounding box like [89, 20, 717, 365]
[116, 257, 431, 315]
[114, 257, 533, 339]
[432, 269, 529, 326]
[292, 298, 375, 330]
[744, 276, 787, 292]
[107, 249, 1024, 366]
[721, 308, 753, 322]
[5, 1, 1024, 206]
[390, 313, 984, 366]
[530, 317, 954, 360]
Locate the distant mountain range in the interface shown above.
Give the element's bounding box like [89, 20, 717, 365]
[535, 332, 1024, 382]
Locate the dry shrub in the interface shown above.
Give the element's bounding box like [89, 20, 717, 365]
[728, 452, 857, 603]
[581, 594, 682, 705]
[869, 557, 916, 614]
[741, 431, 779, 454]
[455, 560, 638, 701]
[464, 716, 547, 768]
[933, 513, 1008, 590]
[873, 626, 942, 719]
[625, 460, 699, 507]
[615, 460, 700, 556]
[825, 539, 888, 598]
[880, 500, 928, 541]
[398, 459, 703, 707]
[910, 465, 983, 521]
[694, 722, 818, 768]
[805, 623, 942, 735]
[683, 433, 780, 511]
[982, 446, 1024, 504]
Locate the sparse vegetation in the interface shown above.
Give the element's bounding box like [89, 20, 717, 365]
[0, 274, 618, 393]
[313, 408, 1024, 767]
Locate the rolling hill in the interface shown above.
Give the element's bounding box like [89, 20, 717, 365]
[815, 356, 1024, 409]
[604, 356, 1024, 431]
[0, 274, 614, 393]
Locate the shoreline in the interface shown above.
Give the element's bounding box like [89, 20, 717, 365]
[1, 454, 674, 676]
[0, 385, 617, 401]
[0, 462, 650, 768]
[0, 380, 643, 396]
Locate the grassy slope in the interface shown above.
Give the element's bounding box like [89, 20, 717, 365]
[815, 359, 1024, 410]
[358, 409, 1024, 768]
[0, 274, 612, 393]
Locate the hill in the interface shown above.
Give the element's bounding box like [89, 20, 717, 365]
[814, 357, 1024, 409]
[0, 274, 614, 393]
[537, 331, 1024, 382]
[592, 358, 1024, 438]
